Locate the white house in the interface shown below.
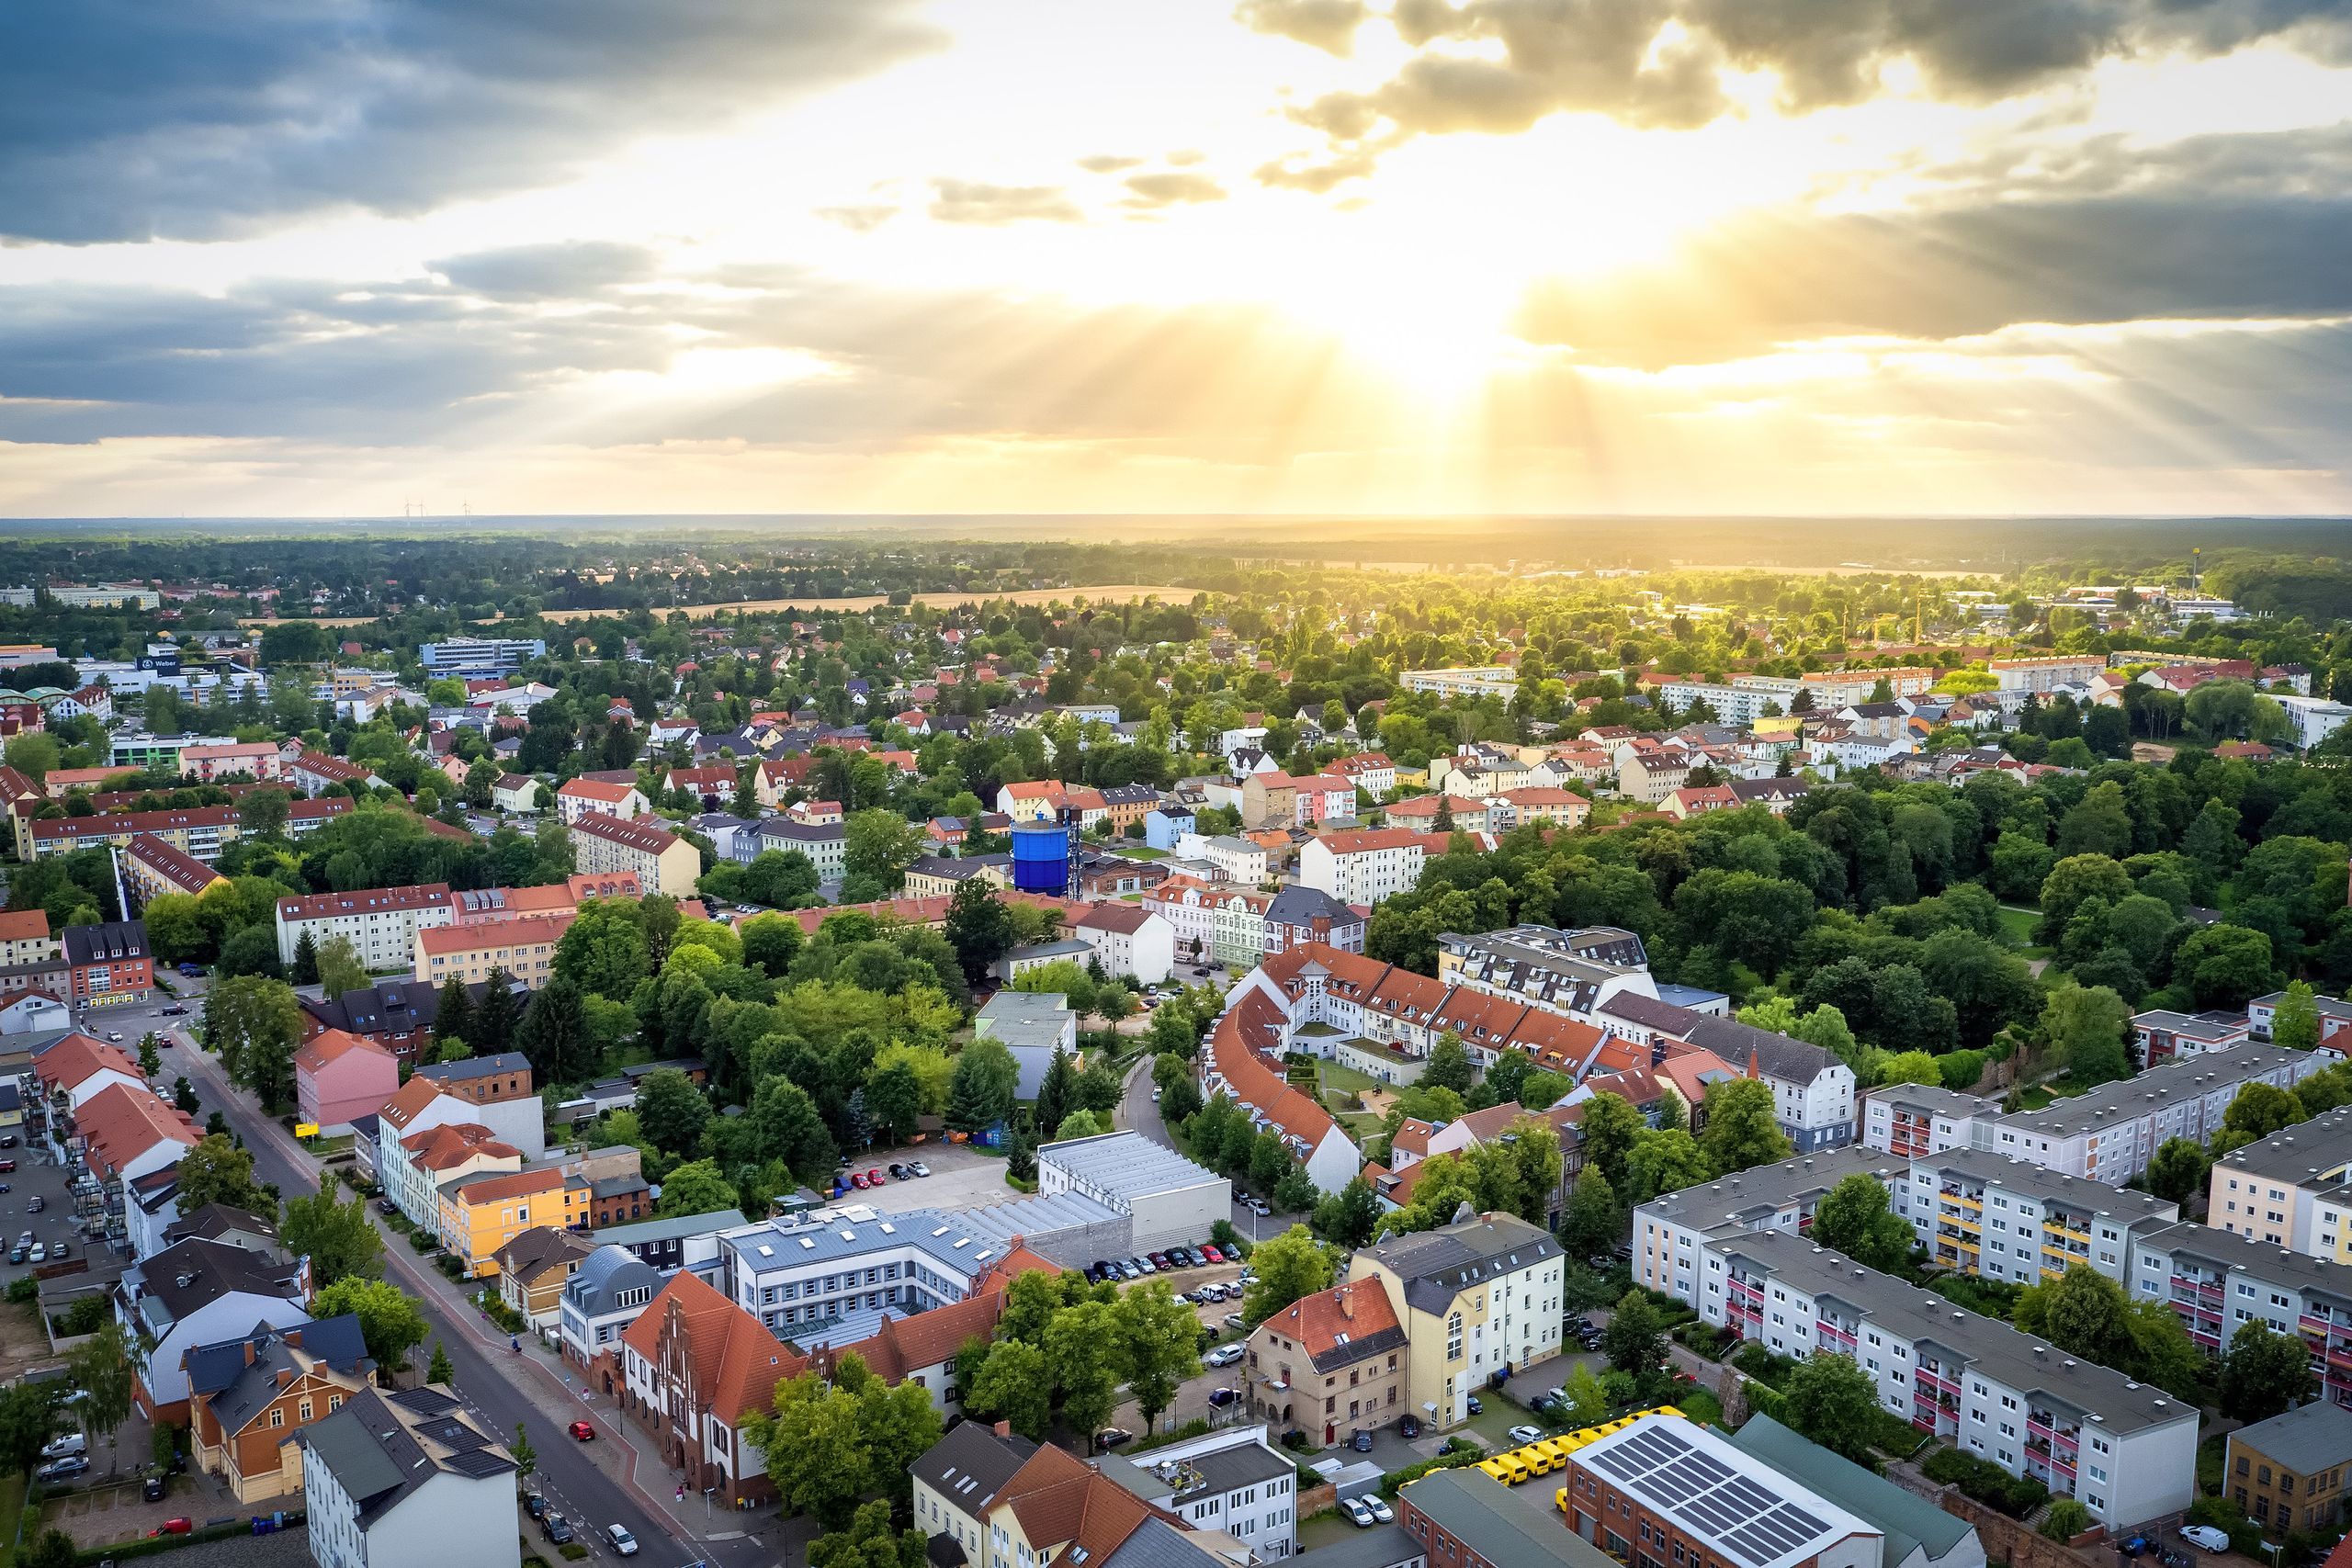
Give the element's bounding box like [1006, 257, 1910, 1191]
[1297, 827, 1425, 906]
[119, 1235, 310, 1417]
[1069, 903, 1176, 985]
[301, 1386, 518, 1568]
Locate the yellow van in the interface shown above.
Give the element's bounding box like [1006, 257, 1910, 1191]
[1556, 1485, 1570, 1514]
[1518, 1445, 1554, 1477]
[1478, 1458, 1513, 1483]
[1498, 1453, 1532, 1486]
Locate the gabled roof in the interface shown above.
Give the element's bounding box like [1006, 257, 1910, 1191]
[185, 1314, 374, 1438]
[295, 1028, 397, 1078]
[1073, 903, 1154, 935]
[125, 1235, 304, 1328]
[493, 1224, 594, 1281]
[76, 1082, 199, 1176]
[1679, 1016, 1842, 1087]
[33, 1032, 140, 1092]
[1257, 1278, 1407, 1371]
[620, 1269, 806, 1427]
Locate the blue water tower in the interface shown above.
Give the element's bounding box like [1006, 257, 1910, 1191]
[1010, 820, 1071, 894]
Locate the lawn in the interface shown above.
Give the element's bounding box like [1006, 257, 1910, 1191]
[1996, 904, 2053, 958]
[1317, 1060, 1384, 1098]
[1113, 845, 1168, 861]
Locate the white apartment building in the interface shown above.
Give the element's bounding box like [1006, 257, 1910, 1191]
[274, 883, 455, 971]
[1633, 1146, 1905, 1300]
[1175, 831, 1270, 886]
[2276, 694, 2352, 751]
[1107, 1426, 1298, 1560]
[1989, 655, 2109, 694]
[2130, 1220, 2352, 1406]
[1069, 903, 1177, 985]
[2206, 1108, 2352, 1258]
[1679, 1015, 1858, 1152]
[1654, 680, 1801, 727]
[1400, 667, 1519, 700]
[1297, 827, 1424, 906]
[300, 1387, 517, 1568]
[1861, 1083, 1998, 1160]
[1435, 924, 1660, 1030]
[1902, 1148, 2180, 1286]
[1984, 1043, 2321, 1184]
[711, 1207, 1026, 1347]
[1702, 1228, 2197, 1528]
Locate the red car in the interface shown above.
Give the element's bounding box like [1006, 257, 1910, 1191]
[867, 1168, 883, 1185]
[849, 1171, 869, 1190]
[157, 1519, 193, 1536]
[1201, 1245, 1224, 1264]
[569, 1420, 596, 1442]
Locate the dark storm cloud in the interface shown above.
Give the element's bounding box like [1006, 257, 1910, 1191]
[1271, 0, 2352, 171]
[0, 0, 938, 243]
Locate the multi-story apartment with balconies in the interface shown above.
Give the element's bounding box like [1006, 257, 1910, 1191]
[1434, 924, 1660, 1027]
[275, 882, 455, 970]
[2131, 1219, 2352, 1410]
[1900, 1148, 2179, 1286]
[1862, 1083, 1997, 1160]
[1700, 1228, 2197, 1528]
[1634, 1146, 1905, 1301]
[2206, 1107, 2352, 1260]
[1984, 1042, 2320, 1184]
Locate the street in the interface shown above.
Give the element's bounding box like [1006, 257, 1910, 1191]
[120, 985, 751, 1568]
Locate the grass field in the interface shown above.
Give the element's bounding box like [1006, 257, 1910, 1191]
[1997, 904, 2054, 958]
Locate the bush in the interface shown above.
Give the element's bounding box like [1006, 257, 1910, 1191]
[71, 1520, 249, 1560]
[1733, 1344, 1797, 1388]
[560, 1546, 590, 1562]
[1380, 1445, 1488, 1496]
[1922, 1446, 2050, 1518]
[435, 1254, 466, 1280]
[6, 1276, 36, 1303]
[408, 1229, 437, 1252]
[1672, 1322, 1737, 1359]
[2041, 1499, 2093, 1540]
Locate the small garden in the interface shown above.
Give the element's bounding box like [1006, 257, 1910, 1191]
[1920, 1446, 2051, 1518]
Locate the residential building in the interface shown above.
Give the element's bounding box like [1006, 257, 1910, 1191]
[2131, 1220, 2352, 1403]
[288, 751, 378, 798]
[1434, 925, 1660, 1031]
[119, 1235, 311, 1420]
[26, 795, 351, 862]
[380, 1119, 524, 1237]
[1400, 668, 1519, 701]
[911, 1423, 1203, 1568]
[1211, 886, 1275, 970]
[996, 937, 1097, 984]
[420, 637, 546, 678]
[375, 1066, 546, 1190]
[1901, 1148, 2180, 1285]
[555, 776, 647, 826]
[62, 919, 154, 1008]
[974, 991, 1080, 1101]
[1674, 1015, 1857, 1151]
[1332, 752, 1396, 798]
[1555, 1416, 1880, 1568]
[1245, 1279, 1409, 1448]
[1070, 902, 1176, 984]
[293, 1029, 401, 1135]
[1992, 1043, 2320, 1185]
[74, 1081, 201, 1212]
[711, 1206, 1056, 1348]
[560, 1244, 664, 1388]
[905, 852, 1011, 898]
[2206, 1106, 2352, 1257]
[491, 773, 541, 813]
[1633, 1146, 1906, 1300]
[412, 911, 574, 990]
[1345, 1212, 1563, 1431]
[1263, 886, 1366, 956]
[1687, 1227, 2197, 1526]
[276, 883, 455, 971]
[180, 741, 285, 782]
[1202, 988, 1364, 1192]
[437, 1166, 586, 1278]
[1105, 1425, 1299, 1560]
[2252, 989, 2352, 1050]
[119, 833, 229, 908]
[1145, 804, 1197, 851]
[0, 909, 57, 969]
[1615, 750, 1692, 804]
[1038, 1132, 1229, 1251]
[910, 1421, 1041, 1568]
[1298, 828, 1425, 906]
[571, 810, 699, 897]
[186, 1314, 373, 1502]
[1182, 831, 1272, 886]
[2132, 1008, 2253, 1065]
[1861, 1084, 1997, 1160]
[299, 976, 466, 1062]
[300, 1386, 518, 1568]
[414, 1051, 536, 1111]
[494, 1225, 596, 1327]
[813, 1279, 1016, 1422]
[619, 1269, 795, 1506]
[1989, 655, 2109, 694]
[1489, 786, 1590, 831]
[2224, 1404, 2352, 1534]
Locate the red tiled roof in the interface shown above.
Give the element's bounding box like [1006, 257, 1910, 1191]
[569, 812, 680, 853]
[0, 909, 50, 943]
[621, 1270, 807, 1427]
[1260, 1278, 1403, 1361]
[1073, 903, 1153, 935]
[77, 1082, 198, 1177]
[279, 882, 453, 923]
[1317, 827, 1424, 853]
[294, 1028, 395, 1077]
[33, 1033, 141, 1092]
[557, 777, 638, 803]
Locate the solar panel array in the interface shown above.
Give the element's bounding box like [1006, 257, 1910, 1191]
[1586, 1424, 1836, 1568]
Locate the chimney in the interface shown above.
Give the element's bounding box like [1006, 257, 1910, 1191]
[243, 1340, 259, 1367]
[277, 1368, 296, 1388]
[1338, 1288, 1353, 1322]
[993, 1419, 1013, 1438]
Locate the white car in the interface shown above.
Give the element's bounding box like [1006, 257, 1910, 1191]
[1205, 1344, 1246, 1367]
[607, 1524, 640, 1557]
[2179, 1527, 2232, 1553]
[1366, 1497, 1395, 1524]
[1508, 1425, 1544, 1444]
[1341, 1497, 1376, 1529]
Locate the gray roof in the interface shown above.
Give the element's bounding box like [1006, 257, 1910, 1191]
[416, 1052, 529, 1085]
[1098, 1516, 1224, 1568]
[124, 1235, 304, 1329]
[1728, 1415, 1975, 1568]
[1354, 1212, 1557, 1316]
[162, 1203, 280, 1248]
[2133, 1220, 2352, 1312]
[1719, 1229, 2195, 1436]
[592, 1210, 743, 1248]
[2228, 1400, 2352, 1470]
[1037, 1131, 1225, 1202]
[1915, 1148, 2181, 1224]
[1264, 885, 1362, 928]
[299, 1386, 514, 1526]
[1680, 1016, 1841, 1086]
[2210, 1102, 2352, 1189]
[1635, 1146, 1901, 1234]
[1401, 1466, 1622, 1568]
[1290, 1523, 1422, 1568]
[2003, 1043, 2315, 1142]
[1868, 1083, 1993, 1120]
[911, 1420, 1037, 1512]
[562, 1244, 662, 1315]
[1600, 993, 1707, 1033]
[183, 1314, 373, 1437]
[1110, 1436, 1293, 1506]
[62, 919, 148, 965]
[720, 1207, 1025, 1280]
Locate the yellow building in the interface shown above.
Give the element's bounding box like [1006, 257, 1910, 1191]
[570, 811, 700, 897]
[413, 912, 573, 989]
[435, 1168, 585, 1278]
[1344, 1211, 1565, 1432]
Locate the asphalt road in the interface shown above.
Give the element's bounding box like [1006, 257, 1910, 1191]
[115, 987, 735, 1568]
[1117, 1057, 1303, 1247]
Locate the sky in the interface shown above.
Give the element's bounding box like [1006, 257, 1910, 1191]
[3, 0, 2349, 519]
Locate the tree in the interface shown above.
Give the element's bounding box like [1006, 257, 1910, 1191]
[635, 1067, 711, 1156]
[1699, 1077, 1792, 1174]
[2270, 981, 2322, 1054]
[1561, 1167, 1621, 1259]
[515, 975, 592, 1084]
[1623, 1129, 1712, 1204]
[2172, 923, 2280, 1010]
[943, 877, 1014, 984]
[843, 810, 923, 892]
[2041, 984, 2132, 1086]
[1242, 1225, 1334, 1323]
[865, 1060, 924, 1144]
[427, 1340, 455, 1383]
[2143, 1137, 2211, 1207]
[280, 1187, 385, 1286]
[1043, 1301, 1121, 1440]
[808, 1501, 925, 1568]
[1312, 1178, 1383, 1250]
[1578, 1092, 1644, 1192]
[1563, 1362, 1611, 1430]
[966, 1340, 1051, 1439]
[2014, 1265, 2136, 1371]
[471, 968, 520, 1055]
[174, 1134, 268, 1213]
[432, 974, 473, 1052]
[1421, 1032, 1475, 1095]
[313, 933, 368, 998]
[1114, 1282, 1203, 1433]
[314, 1278, 430, 1372]
[1602, 1290, 1663, 1378]
[173, 1076, 198, 1114]
[748, 1077, 839, 1182]
[138, 1032, 162, 1079]
[512, 1422, 537, 1484]
[2222, 1081, 2305, 1145]
[1812, 1174, 1916, 1271]
[66, 1323, 135, 1474]
[1034, 1044, 1078, 1141]
[205, 974, 304, 1111]
[946, 1037, 1020, 1134]
[2219, 1321, 2314, 1422]
[0, 1381, 63, 1485]
[21, 1530, 77, 1568]
[658, 1158, 741, 1218]
[1781, 1352, 1878, 1462]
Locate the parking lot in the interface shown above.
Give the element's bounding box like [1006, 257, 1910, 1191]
[827, 1143, 1012, 1213]
[0, 1125, 91, 1287]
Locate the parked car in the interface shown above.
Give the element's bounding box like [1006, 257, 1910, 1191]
[1205, 1344, 1245, 1368]
[26, 1244, 42, 1265]
[2180, 1528, 2232, 1553]
[1341, 1497, 1375, 1529]
[1366, 1497, 1395, 1524]
[909, 1161, 930, 1177]
[0, 1134, 16, 1147]
[1466, 1394, 1484, 1415]
[6, 1244, 24, 1265]
[48, 1242, 68, 1260]
[849, 1171, 869, 1190]
[1148, 1252, 1170, 1270]
[1399, 1415, 1420, 1439]
[1201, 1245, 1225, 1264]
[376, 1197, 400, 1216]
[156, 1517, 194, 1536]
[35, 1455, 88, 1483]
[0, 1159, 16, 1173]
[41, 1434, 86, 1461]
[1207, 1388, 1241, 1407]
[177, 962, 204, 977]
[26, 1196, 41, 1213]
[568, 1420, 596, 1441]
[1131, 1256, 1155, 1275]
[541, 1514, 575, 1545]
[1095, 1428, 1134, 1450]
[1351, 1431, 1374, 1453]
[525, 1494, 547, 1518]
[866, 1168, 883, 1186]
[1222, 1313, 1244, 1330]
[1509, 1425, 1544, 1444]
[888, 1164, 909, 1179]
[141, 1474, 166, 1502]
[1241, 1197, 1271, 1215]
[105, 1032, 123, 1043]
[607, 1524, 640, 1557]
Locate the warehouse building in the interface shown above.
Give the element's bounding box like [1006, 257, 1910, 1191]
[1036, 1130, 1231, 1252]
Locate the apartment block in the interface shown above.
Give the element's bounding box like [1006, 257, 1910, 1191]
[571, 810, 700, 897]
[1345, 1211, 1564, 1432]
[1702, 1228, 2196, 1527]
[1861, 1083, 1997, 1159]
[1633, 1147, 1905, 1300]
[1984, 1043, 2320, 1184]
[276, 882, 455, 970]
[1901, 1148, 2179, 1286]
[412, 913, 573, 989]
[2132, 1219, 2352, 1406]
[1400, 667, 1520, 700]
[1297, 828, 1424, 906]
[2207, 1108, 2352, 1258]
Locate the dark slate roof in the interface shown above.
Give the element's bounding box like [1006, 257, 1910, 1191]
[127, 1235, 303, 1326]
[1264, 885, 1363, 928]
[562, 1244, 662, 1316]
[1401, 1466, 1619, 1568]
[1355, 1213, 1559, 1317]
[416, 1051, 529, 1085]
[299, 1385, 514, 1526]
[1680, 1015, 1840, 1085]
[163, 1203, 279, 1248]
[1290, 1523, 1423, 1568]
[184, 1314, 372, 1436]
[910, 1421, 1038, 1514]
[62, 919, 148, 965]
[301, 976, 478, 1038]
[1597, 993, 1704, 1033]
[1099, 1516, 1218, 1568]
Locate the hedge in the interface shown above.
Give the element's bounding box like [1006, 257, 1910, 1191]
[1921, 1446, 2050, 1517]
[1379, 1444, 1488, 1496]
[74, 1520, 250, 1562]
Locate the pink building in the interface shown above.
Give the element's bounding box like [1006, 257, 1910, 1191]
[293, 1028, 401, 1134]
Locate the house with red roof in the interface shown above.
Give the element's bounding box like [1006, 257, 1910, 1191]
[294, 1029, 400, 1134]
[1070, 903, 1175, 985]
[620, 1270, 802, 1506]
[1244, 1278, 1408, 1448]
